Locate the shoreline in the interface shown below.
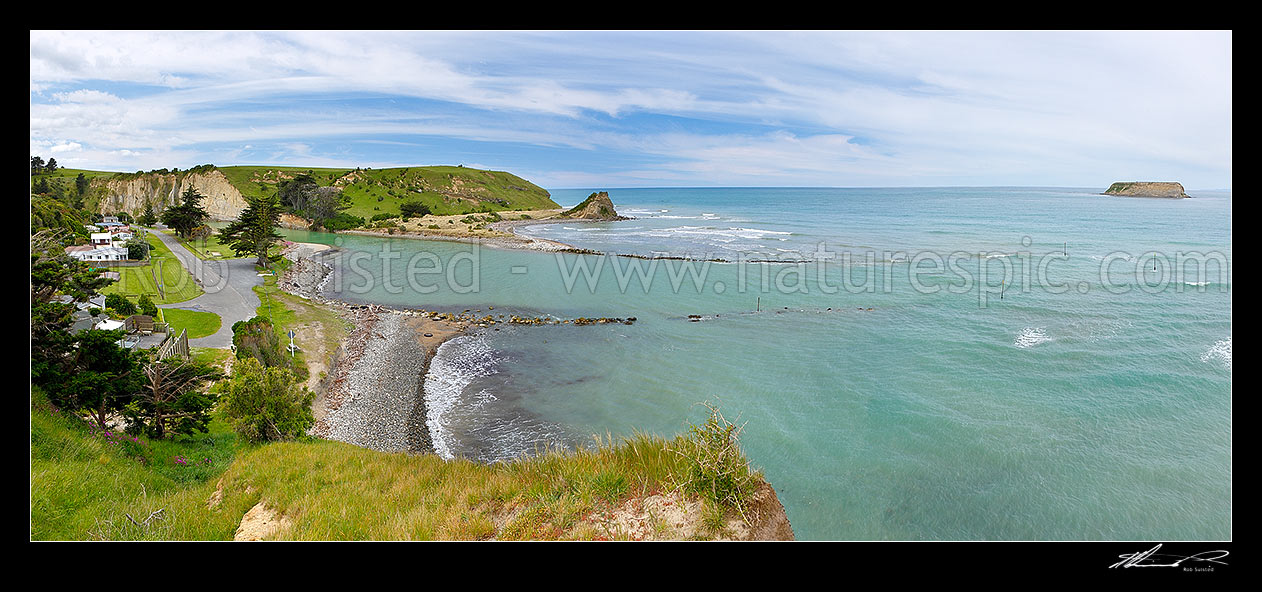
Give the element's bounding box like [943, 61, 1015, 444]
[331, 217, 810, 264]
[280, 239, 642, 458]
[281, 242, 469, 455]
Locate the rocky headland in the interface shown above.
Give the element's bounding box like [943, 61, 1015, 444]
[559, 191, 629, 221]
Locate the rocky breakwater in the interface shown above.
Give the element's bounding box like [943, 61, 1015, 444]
[1102, 181, 1191, 198]
[96, 167, 250, 220]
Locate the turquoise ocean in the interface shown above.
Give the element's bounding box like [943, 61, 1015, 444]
[280, 186, 1231, 541]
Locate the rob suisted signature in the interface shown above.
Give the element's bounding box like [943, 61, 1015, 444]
[1109, 544, 1229, 569]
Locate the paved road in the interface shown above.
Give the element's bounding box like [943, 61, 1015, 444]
[147, 228, 265, 348]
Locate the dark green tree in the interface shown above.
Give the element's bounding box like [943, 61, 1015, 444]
[125, 237, 151, 260]
[220, 193, 282, 268]
[306, 186, 351, 229]
[31, 230, 115, 392]
[57, 329, 143, 429]
[136, 294, 159, 317]
[46, 157, 58, 173]
[278, 173, 318, 211]
[31, 156, 45, 174]
[75, 172, 89, 197]
[400, 200, 432, 218]
[105, 293, 138, 316]
[139, 202, 158, 226]
[161, 187, 210, 238]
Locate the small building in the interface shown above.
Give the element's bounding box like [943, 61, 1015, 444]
[66, 245, 129, 262]
[102, 216, 120, 224]
[90, 233, 113, 246]
[95, 318, 125, 331]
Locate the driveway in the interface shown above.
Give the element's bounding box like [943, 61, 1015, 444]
[147, 228, 265, 348]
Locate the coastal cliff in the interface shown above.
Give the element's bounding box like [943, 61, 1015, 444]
[1103, 181, 1190, 198]
[95, 167, 249, 220]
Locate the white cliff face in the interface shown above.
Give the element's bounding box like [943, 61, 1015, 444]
[96, 169, 249, 220]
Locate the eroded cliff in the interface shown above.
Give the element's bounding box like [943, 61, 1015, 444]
[95, 168, 249, 220]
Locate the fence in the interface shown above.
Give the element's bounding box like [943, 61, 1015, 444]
[156, 328, 189, 361]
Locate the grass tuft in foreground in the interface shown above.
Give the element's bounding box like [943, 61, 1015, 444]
[31, 390, 768, 540]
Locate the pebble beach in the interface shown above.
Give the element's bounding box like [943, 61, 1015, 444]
[281, 242, 466, 455]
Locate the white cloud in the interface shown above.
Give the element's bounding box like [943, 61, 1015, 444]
[28, 30, 1231, 187]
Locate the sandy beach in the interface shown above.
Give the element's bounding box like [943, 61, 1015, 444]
[336, 208, 584, 253]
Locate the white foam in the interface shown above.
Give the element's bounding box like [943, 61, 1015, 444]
[423, 335, 500, 460]
[1014, 327, 1050, 348]
[1200, 337, 1231, 370]
[1184, 281, 1211, 287]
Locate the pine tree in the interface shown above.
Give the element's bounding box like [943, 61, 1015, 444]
[161, 187, 210, 238]
[139, 202, 157, 226]
[220, 193, 283, 269]
[75, 172, 89, 197]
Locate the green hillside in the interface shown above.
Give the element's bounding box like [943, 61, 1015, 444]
[216, 165, 559, 219]
[44, 163, 557, 222]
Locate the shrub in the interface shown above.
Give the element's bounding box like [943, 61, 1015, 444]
[231, 317, 287, 369]
[670, 402, 762, 515]
[219, 357, 314, 443]
[321, 212, 366, 231]
[400, 201, 431, 218]
[137, 294, 158, 317]
[105, 293, 138, 316]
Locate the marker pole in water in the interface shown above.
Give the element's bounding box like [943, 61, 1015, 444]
[756, 297, 760, 312]
[1001, 280, 1005, 300]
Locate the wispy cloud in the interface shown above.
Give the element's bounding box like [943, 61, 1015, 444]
[29, 30, 1231, 188]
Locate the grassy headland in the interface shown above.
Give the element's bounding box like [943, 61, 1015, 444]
[217, 164, 558, 220]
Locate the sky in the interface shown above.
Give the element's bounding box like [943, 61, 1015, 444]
[30, 30, 1232, 190]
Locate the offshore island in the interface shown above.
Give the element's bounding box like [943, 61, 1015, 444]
[30, 162, 794, 541]
[1102, 181, 1191, 198]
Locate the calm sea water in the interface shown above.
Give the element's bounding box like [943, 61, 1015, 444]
[282, 186, 1231, 540]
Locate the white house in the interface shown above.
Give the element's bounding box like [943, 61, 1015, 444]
[65, 245, 129, 262]
[90, 233, 113, 246]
